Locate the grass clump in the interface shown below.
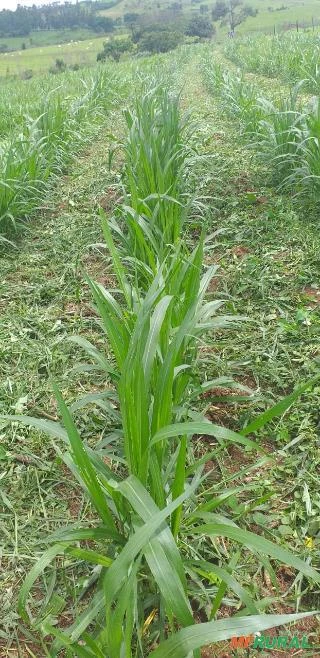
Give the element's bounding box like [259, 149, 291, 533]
[0, 67, 126, 243]
[203, 52, 320, 202]
[225, 32, 320, 95]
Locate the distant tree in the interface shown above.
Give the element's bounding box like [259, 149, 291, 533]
[97, 37, 133, 62]
[123, 12, 139, 36]
[138, 29, 183, 53]
[170, 2, 182, 12]
[90, 16, 115, 33]
[211, 1, 257, 29]
[200, 4, 209, 14]
[132, 20, 177, 42]
[21, 41, 26, 49]
[211, 0, 228, 21]
[0, 2, 115, 39]
[223, 1, 258, 32]
[185, 15, 215, 38]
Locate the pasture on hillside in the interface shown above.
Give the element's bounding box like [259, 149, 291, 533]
[99, 0, 320, 33]
[0, 36, 107, 76]
[0, 24, 319, 658]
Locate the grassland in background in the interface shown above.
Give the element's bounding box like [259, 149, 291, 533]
[100, 0, 320, 33]
[0, 27, 100, 51]
[1, 0, 320, 76]
[0, 35, 107, 76]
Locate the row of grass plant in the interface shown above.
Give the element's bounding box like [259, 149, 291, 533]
[225, 32, 320, 95]
[202, 56, 320, 202]
[0, 66, 127, 243]
[4, 78, 320, 657]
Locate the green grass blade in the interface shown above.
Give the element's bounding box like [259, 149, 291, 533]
[189, 523, 320, 583]
[149, 612, 319, 658]
[18, 544, 64, 622]
[53, 383, 116, 530]
[241, 375, 320, 436]
[150, 421, 263, 452]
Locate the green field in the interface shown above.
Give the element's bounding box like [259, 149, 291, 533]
[0, 35, 107, 76]
[0, 27, 101, 52]
[236, 0, 320, 33]
[0, 19, 320, 658]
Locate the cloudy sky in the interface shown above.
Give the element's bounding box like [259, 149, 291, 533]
[0, 0, 73, 9]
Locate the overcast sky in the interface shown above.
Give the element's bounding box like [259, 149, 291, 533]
[0, 0, 74, 9]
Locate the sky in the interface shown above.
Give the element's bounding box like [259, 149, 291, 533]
[0, 0, 74, 9]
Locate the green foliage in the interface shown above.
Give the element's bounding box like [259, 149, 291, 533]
[226, 32, 320, 94]
[202, 52, 320, 201]
[97, 37, 133, 62]
[0, 67, 123, 240]
[6, 74, 319, 657]
[119, 85, 190, 268]
[212, 0, 228, 21]
[49, 57, 67, 74]
[202, 60, 263, 133]
[123, 11, 140, 34]
[185, 15, 215, 38]
[138, 29, 183, 53]
[20, 68, 33, 80]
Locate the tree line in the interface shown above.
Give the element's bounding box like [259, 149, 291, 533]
[0, 2, 117, 38]
[0, 0, 257, 43]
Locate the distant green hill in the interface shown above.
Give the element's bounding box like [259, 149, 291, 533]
[100, 0, 320, 34]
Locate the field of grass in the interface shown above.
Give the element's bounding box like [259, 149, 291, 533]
[0, 35, 107, 76]
[236, 0, 320, 33]
[0, 28, 101, 53]
[0, 35, 319, 658]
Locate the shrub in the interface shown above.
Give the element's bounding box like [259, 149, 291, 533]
[212, 0, 228, 20]
[185, 15, 215, 38]
[49, 58, 67, 74]
[97, 37, 133, 62]
[20, 68, 33, 80]
[138, 29, 183, 53]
